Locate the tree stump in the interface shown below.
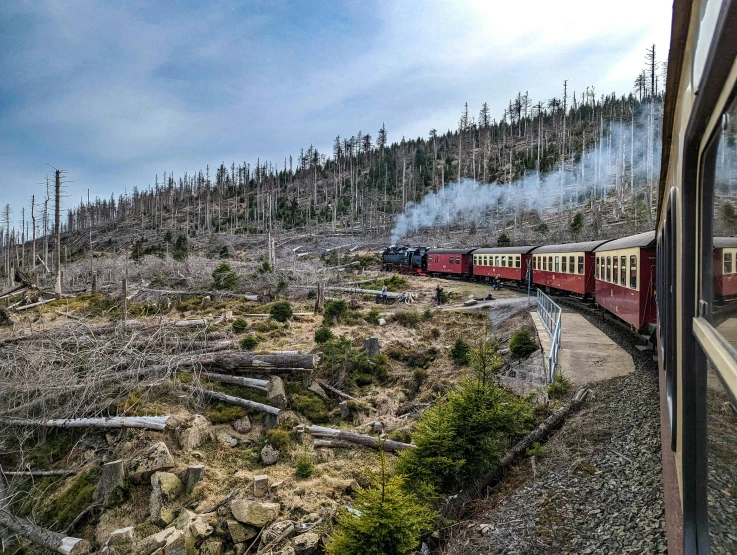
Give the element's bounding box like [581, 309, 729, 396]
[363, 337, 380, 358]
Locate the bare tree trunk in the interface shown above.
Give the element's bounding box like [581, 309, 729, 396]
[54, 170, 61, 299]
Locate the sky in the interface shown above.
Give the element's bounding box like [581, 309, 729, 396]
[0, 0, 673, 227]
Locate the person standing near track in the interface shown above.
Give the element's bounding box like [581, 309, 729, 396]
[381, 284, 388, 305]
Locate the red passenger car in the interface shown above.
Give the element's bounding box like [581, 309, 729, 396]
[713, 237, 737, 300]
[594, 231, 657, 330]
[472, 246, 537, 284]
[532, 240, 608, 296]
[426, 249, 474, 277]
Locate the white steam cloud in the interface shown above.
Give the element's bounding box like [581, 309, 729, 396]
[390, 101, 663, 244]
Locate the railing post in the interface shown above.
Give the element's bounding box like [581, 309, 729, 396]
[536, 289, 562, 383]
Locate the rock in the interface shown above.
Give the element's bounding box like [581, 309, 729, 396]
[201, 296, 211, 309]
[128, 442, 175, 485]
[292, 531, 320, 555]
[150, 472, 183, 526]
[182, 464, 205, 494]
[95, 459, 127, 506]
[190, 518, 214, 539]
[253, 475, 269, 497]
[363, 336, 380, 357]
[136, 527, 176, 555]
[266, 376, 288, 408]
[105, 526, 135, 554]
[339, 401, 350, 419]
[226, 520, 257, 543]
[230, 500, 281, 527]
[306, 382, 328, 400]
[199, 539, 223, 555]
[173, 509, 196, 530]
[260, 444, 280, 466]
[299, 513, 321, 524]
[261, 521, 295, 549]
[177, 414, 211, 452]
[216, 430, 238, 447]
[231, 416, 252, 434]
[372, 421, 384, 434]
[163, 529, 186, 555]
[233, 544, 247, 555]
[225, 310, 233, 320]
[378, 318, 386, 326]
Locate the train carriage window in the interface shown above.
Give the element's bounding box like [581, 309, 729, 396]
[548, 256, 552, 271]
[613, 256, 619, 284]
[595, 257, 599, 279]
[606, 256, 611, 282]
[570, 256, 575, 274]
[724, 252, 732, 274]
[562, 256, 567, 273]
[516, 256, 521, 268]
[501, 255, 507, 267]
[554, 256, 559, 272]
[629, 256, 637, 289]
[456, 256, 460, 264]
[578, 256, 584, 275]
[495, 256, 499, 266]
[435, 256, 439, 263]
[621, 256, 627, 287]
[543, 257, 547, 271]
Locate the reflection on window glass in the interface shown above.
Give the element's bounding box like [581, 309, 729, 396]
[705, 363, 737, 554]
[555, 256, 559, 272]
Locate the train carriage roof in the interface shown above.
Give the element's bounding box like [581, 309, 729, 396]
[473, 246, 538, 255]
[594, 231, 656, 252]
[713, 237, 737, 249]
[532, 240, 609, 254]
[426, 248, 475, 255]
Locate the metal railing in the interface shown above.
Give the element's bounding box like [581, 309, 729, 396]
[536, 289, 562, 383]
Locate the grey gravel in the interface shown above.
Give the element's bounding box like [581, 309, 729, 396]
[443, 305, 667, 554]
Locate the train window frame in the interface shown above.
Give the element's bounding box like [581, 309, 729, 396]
[724, 252, 732, 274]
[516, 256, 521, 268]
[621, 255, 627, 287]
[578, 256, 584, 275]
[613, 256, 619, 284]
[548, 256, 552, 271]
[456, 256, 460, 264]
[606, 256, 611, 281]
[543, 257, 547, 271]
[554, 256, 559, 272]
[501, 255, 506, 267]
[629, 255, 637, 289]
[562, 256, 567, 273]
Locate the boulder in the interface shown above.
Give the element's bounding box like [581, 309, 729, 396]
[226, 520, 257, 543]
[234, 544, 247, 555]
[292, 532, 320, 555]
[199, 539, 223, 555]
[95, 459, 127, 507]
[182, 464, 205, 494]
[136, 527, 176, 555]
[104, 526, 136, 554]
[372, 421, 384, 434]
[260, 444, 280, 466]
[253, 475, 269, 497]
[378, 318, 386, 326]
[189, 518, 214, 539]
[201, 296, 211, 309]
[128, 442, 175, 485]
[230, 500, 280, 527]
[173, 509, 196, 530]
[231, 416, 252, 434]
[176, 414, 211, 452]
[215, 430, 238, 447]
[266, 376, 288, 408]
[306, 382, 328, 400]
[150, 472, 183, 526]
[162, 529, 186, 555]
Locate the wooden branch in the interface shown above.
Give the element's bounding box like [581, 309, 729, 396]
[199, 372, 268, 391]
[13, 298, 56, 312]
[0, 416, 170, 431]
[302, 425, 414, 452]
[316, 380, 355, 400]
[183, 385, 280, 416]
[199, 352, 317, 370]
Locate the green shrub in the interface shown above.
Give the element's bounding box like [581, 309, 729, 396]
[41, 470, 98, 529]
[326, 452, 435, 555]
[388, 429, 412, 444]
[364, 309, 380, 325]
[366, 275, 409, 292]
[547, 373, 572, 399]
[412, 368, 428, 391]
[240, 335, 259, 350]
[398, 379, 533, 494]
[385, 344, 437, 369]
[323, 299, 349, 325]
[509, 329, 537, 358]
[295, 454, 314, 478]
[450, 338, 471, 365]
[344, 311, 365, 326]
[422, 308, 434, 321]
[232, 318, 248, 333]
[321, 336, 388, 389]
[428, 328, 441, 340]
[212, 262, 239, 290]
[173, 234, 189, 261]
[254, 319, 280, 333]
[270, 300, 293, 323]
[209, 403, 246, 424]
[265, 428, 293, 451]
[394, 311, 421, 328]
[291, 392, 330, 423]
[526, 442, 546, 458]
[314, 325, 334, 344]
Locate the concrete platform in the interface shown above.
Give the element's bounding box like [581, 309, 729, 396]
[531, 311, 634, 385]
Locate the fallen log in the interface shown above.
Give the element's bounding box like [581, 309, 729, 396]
[444, 387, 591, 519]
[200, 352, 317, 370]
[199, 372, 268, 391]
[182, 385, 280, 416]
[3, 470, 78, 477]
[316, 380, 355, 401]
[313, 439, 355, 449]
[0, 416, 170, 431]
[297, 285, 399, 298]
[301, 425, 414, 452]
[13, 298, 56, 312]
[139, 288, 259, 301]
[0, 285, 27, 301]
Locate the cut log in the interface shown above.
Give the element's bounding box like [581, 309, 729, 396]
[13, 298, 56, 312]
[0, 416, 170, 431]
[0, 285, 27, 301]
[315, 380, 355, 401]
[200, 352, 317, 370]
[3, 470, 77, 477]
[182, 385, 280, 416]
[0, 513, 90, 554]
[199, 372, 268, 391]
[444, 387, 591, 519]
[301, 425, 414, 452]
[313, 439, 356, 449]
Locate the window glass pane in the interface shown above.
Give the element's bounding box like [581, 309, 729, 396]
[724, 252, 732, 274]
[543, 257, 547, 271]
[549, 256, 552, 271]
[613, 256, 619, 284]
[621, 256, 627, 286]
[456, 256, 460, 264]
[516, 256, 521, 268]
[630, 256, 637, 288]
[554, 256, 559, 272]
[606, 256, 611, 281]
[570, 256, 575, 274]
[501, 255, 506, 267]
[495, 256, 500, 266]
[562, 257, 567, 273]
[578, 256, 584, 275]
